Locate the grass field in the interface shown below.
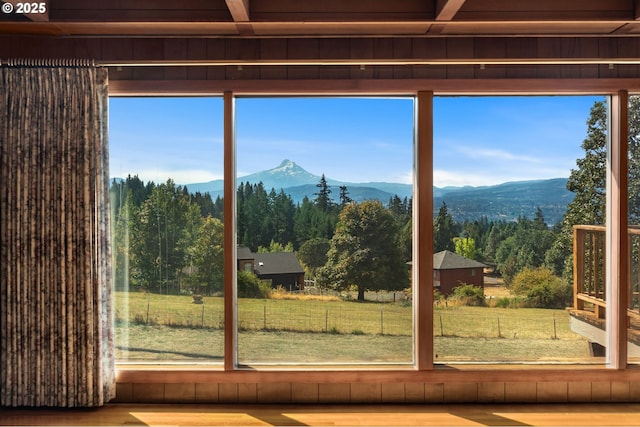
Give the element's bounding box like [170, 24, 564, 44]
[115, 291, 591, 363]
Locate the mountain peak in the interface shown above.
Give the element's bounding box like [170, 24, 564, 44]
[240, 159, 319, 189]
[272, 159, 299, 172]
[278, 159, 295, 168]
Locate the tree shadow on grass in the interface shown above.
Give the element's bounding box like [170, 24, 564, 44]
[116, 345, 223, 360]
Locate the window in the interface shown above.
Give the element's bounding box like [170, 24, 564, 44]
[109, 97, 224, 363]
[235, 97, 415, 365]
[433, 95, 607, 363]
[108, 91, 626, 369]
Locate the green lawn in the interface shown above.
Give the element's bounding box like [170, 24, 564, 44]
[115, 291, 590, 363]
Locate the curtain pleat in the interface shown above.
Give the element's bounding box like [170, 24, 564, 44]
[0, 62, 114, 407]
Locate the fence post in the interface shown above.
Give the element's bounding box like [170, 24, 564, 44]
[263, 300, 267, 330]
[380, 309, 384, 335]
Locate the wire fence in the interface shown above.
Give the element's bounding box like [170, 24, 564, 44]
[433, 308, 575, 340]
[115, 293, 577, 341]
[237, 299, 411, 335]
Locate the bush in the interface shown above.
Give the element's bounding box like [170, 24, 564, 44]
[433, 289, 444, 305]
[510, 267, 572, 309]
[492, 297, 511, 308]
[450, 284, 486, 307]
[237, 270, 271, 298]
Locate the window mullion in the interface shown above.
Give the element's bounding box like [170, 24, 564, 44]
[416, 90, 434, 370]
[224, 91, 238, 370]
[606, 90, 629, 369]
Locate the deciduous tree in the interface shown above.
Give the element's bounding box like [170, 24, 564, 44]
[317, 200, 409, 300]
[297, 237, 330, 278]
[187, 216, 224, 294]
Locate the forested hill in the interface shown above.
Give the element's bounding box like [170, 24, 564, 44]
[435, 178, 573, 225]
[181, 160, 574, 224]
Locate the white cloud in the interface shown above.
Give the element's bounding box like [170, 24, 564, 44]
[454, 145, 542, 163]
[396, 170, 414, 185]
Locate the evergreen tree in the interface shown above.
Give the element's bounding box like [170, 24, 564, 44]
[339, 185, 352, 207]
[314, 174, 333, 211]
[294, 196, 337, 244]
[238, 182, 273, 251]
[433, 201, 457, 252]
[191, 190, 218, 219]
[460, 217, 490, 260]
[483, 223, 501, 261]
[110, 174, 150, 211]
[496, 215, 555, 285]
[270, 189, 296, 248]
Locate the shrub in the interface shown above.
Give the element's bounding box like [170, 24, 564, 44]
[510, 267, 572, 309]
[237, 270, 271, 298]
[492, 297, 511, 308]
[450, 284, 486, 307]
[433, 289, 444, 305]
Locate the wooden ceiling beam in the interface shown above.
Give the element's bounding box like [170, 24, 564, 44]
[435, 0, 466, 21]
[224, 0, 253, 35]
[225, 0, 250, 22]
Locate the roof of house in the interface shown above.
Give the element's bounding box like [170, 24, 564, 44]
[253, 252, 304, 276]
[237, 246, 254, 261]
[433, 250, 486, 270]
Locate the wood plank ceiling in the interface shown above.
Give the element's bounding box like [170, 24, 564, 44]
[1, 0, 640, 37]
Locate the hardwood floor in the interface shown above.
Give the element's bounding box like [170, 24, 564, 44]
[2, 403, 640, 426]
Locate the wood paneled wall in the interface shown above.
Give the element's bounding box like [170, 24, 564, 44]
[2, 36, 640, 84]
[112, 380, 640, 404]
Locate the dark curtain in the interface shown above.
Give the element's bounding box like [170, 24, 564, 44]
[0, 60, 114, 407]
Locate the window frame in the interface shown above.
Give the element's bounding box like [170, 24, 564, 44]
[110, 81, 637, 387]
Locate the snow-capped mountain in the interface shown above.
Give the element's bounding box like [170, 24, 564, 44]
[239, 159, 321, 189]
[184, 159, 412, 202]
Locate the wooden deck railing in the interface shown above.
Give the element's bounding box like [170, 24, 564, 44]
[573, 224, 640, 324]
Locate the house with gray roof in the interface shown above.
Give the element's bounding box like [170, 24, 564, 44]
[433, 250, 486, 296]
[237, 246, 305, 291]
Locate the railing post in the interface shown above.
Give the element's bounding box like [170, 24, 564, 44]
[574, 225, 585, 311]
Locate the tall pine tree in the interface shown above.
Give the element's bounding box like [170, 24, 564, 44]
[433, 201, 457, 252]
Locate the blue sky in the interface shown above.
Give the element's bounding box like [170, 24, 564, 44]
[109, 95, 603, 188]
[433, 95, 602, 187]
